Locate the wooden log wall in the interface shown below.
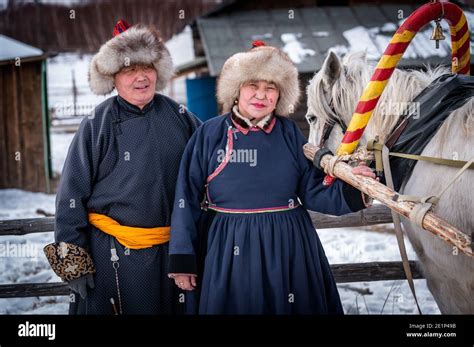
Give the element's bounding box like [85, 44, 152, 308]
[0, 0, 219, 53]
[0, 60, 47, 191]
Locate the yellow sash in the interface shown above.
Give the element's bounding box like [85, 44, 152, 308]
[88, 213, 170, 250]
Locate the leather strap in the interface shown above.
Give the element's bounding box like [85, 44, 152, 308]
[313, 147, 333, 172]
[382, 145, 423, 314]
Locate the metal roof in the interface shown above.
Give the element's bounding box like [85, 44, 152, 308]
[197, 4, 473, 76]
[0, 34, 43, 61]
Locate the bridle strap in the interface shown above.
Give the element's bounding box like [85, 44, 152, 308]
[314, 104, 348, 149]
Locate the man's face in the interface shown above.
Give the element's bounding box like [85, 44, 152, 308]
[114, 64, 157, 109]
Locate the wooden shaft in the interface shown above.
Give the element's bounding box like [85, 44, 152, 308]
[304, 144, 472, 257]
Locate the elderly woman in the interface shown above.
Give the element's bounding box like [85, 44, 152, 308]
[44, 20, 201, 314]
[168, 42, 374, 314]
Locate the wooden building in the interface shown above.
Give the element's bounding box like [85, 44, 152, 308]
[0, 35, 52, 192]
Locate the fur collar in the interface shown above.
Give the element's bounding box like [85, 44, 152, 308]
[231, 105, 275, 134]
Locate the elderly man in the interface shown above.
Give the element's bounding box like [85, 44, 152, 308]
[44, 20, 201, 314]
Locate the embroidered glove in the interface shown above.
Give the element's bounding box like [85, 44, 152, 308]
[43, 242, 95, 281]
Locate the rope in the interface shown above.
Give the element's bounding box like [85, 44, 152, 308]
[323, 147, 374, 177]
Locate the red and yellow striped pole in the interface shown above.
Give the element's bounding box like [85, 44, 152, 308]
[324, 1, 470, 186]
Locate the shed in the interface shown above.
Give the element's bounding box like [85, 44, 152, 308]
[0, 35, 51, 192]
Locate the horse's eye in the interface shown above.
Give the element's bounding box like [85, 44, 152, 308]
[306, 115, 317, 123]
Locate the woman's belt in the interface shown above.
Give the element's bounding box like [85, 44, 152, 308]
[207, 203, 300, 214]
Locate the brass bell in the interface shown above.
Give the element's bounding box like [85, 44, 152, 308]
[431, 20, 445, 49]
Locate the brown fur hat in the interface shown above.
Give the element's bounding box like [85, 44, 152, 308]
[216, 42, 300, 116]
[89, 22, 173, 95]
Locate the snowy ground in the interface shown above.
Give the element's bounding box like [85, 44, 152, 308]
[0, 189, 69, 314]
[320, 227, 440, 314]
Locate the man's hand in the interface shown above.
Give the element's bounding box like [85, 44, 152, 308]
[173, 274, 197, 291]
[68, 273, 95, 299]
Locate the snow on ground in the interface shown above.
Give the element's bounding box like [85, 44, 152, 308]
[319, 227, 440, 314]
[0, 189, 69, 314]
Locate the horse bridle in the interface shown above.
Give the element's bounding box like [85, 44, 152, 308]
[308, 100, 348, 149]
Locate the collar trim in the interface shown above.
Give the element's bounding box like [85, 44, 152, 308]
[231, 106, 276, 135]
[117, 95, 155, 115]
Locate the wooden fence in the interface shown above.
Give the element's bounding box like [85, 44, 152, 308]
[0, 204, 424, 299]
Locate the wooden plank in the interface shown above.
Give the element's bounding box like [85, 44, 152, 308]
[23, 62, 46, 192]
[5, 64, 22, 188]
[331, 260, 423, 283]
[18, 63, 43, 191]
[0, 66, 8, 188]
[0, 217, 55, 236]
[309, 204, 393, 229]
[0, 282, 69, 298]
[0, 261, 424, 298]
[0, 206, 394, 236]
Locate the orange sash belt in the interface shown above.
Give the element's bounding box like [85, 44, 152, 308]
[88, 213, 170, 250]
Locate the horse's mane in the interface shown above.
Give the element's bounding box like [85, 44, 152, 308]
[307, 52, 458, 144]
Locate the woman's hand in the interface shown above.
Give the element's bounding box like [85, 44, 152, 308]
[352, 161, 377, 179]
[173, 274, 197, 291]
[352, 161, 378, 207]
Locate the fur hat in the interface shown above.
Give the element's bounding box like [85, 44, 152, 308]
[89, 20, 173, 95]
[216, 41, 300, 116]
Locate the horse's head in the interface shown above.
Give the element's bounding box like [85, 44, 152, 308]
[306, 51, 371, 153]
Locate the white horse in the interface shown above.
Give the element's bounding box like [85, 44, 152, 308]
[306, 51, 474, 314]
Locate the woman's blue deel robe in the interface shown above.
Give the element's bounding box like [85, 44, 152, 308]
[169, 112, 366, 314]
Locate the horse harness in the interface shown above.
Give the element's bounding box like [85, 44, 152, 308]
[311, 74, 474, 189]
[308, 73, 474, 315]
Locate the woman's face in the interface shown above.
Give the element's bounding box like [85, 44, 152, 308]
[238, 80, 279, 119]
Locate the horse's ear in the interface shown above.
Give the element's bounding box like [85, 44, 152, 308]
[321, 51, 341, 87]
